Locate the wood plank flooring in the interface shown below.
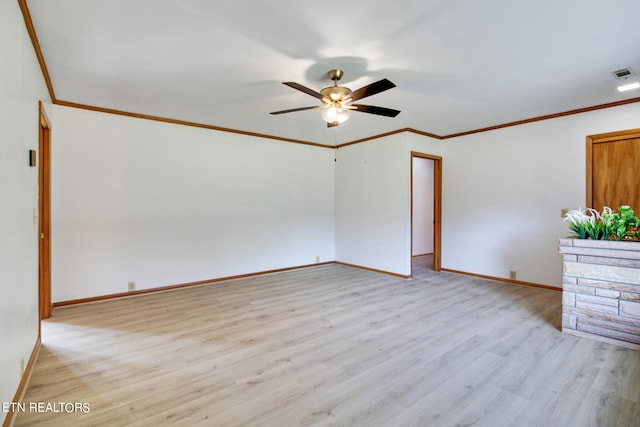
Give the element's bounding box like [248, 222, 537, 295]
[14, 257, 640, 426]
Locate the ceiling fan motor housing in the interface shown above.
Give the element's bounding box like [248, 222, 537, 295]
[320, 85, 352, 102]
[328, 69, 344, 81]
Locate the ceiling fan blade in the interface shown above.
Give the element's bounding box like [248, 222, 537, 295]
[347, 79, 396, 102]
[270, 106, 320, 115]
[351, 104, 401, 117]
[283, 82, 327, 101]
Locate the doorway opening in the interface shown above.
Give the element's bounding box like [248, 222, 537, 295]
[38, 101, 52, 320]
[411, 152, 442, 275]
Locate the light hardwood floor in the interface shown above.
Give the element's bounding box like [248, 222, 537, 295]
[14, 257, 640, 426]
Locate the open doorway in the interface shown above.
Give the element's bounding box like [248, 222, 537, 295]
[38, 101, 52, 320]
[411, 152, 442, 275]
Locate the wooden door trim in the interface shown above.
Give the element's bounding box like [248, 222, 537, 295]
[586, 128, 640, 207]
[411, 152, 443, 273]
[38, 101, 52, 320]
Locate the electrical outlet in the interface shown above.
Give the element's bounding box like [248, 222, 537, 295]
[509, 271, 517, 280]
[561, 208, 568, 218]
[316, 256, 320, 263]
[128, 281, 135, 292]
[20, 357, 25, 377]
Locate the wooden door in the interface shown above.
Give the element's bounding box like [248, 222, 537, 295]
[39, 102, 52, 320]
[587, 129, 640, 212]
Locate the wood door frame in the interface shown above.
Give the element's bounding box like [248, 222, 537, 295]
[586, 128, 640, 207]
[38, 101, 52, 320]
[410, 151, 442, 273]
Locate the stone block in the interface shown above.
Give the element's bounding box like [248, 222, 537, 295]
[575, 300, 619, 315]
[620, 300, 640, 319]
[560, 245, 640, 260]
[569, 239, 640, 252]
[563, 283, 594, 295]
[575, 293, 618, 307]
[620, 292, 640, 301]
[579, 316, 640, 336]
[563, 306, 640, 328]
[562, 313, 577, 330]
[562, 292, 576, 307]
[595, 288, 620, 298]
[578, 255, 640, 268]
[558, 238, 575, 247]
[564, 262, 640, 285]
[577, 322, 640, 344]
[577, 278, 640, 293]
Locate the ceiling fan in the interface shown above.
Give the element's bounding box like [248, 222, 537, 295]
[270, 69, 401, 127]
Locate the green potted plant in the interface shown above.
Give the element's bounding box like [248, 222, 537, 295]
[564, 205, 640, 241]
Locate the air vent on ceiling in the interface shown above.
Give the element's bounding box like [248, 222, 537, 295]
[611, 67, 636, 80]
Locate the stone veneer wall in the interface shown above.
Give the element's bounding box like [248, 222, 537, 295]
[559, 238, 640, 346]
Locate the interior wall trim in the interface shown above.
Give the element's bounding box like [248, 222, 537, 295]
[53, 95, 640, 150]
[336, 97, 640, 147]
[54, 100, 335, 149]
[336, 128, 443, 148]
[440, 268, 561, 292]
[51, 261, 414, 308]
[52, 262, 336, 308]
[2, 335, 42, 427]
[18, 0, 56, 102]
[334, 262, 411, 279]
[440, 96, 640, 139]
[38, 100, 51, 128]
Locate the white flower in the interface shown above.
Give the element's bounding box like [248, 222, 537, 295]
[563, 207, 589, 226]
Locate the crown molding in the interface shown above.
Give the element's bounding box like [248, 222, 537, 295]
[18, 0, 56, 102]
[54, 100, 335, 149]
[441, 96, 640, 139]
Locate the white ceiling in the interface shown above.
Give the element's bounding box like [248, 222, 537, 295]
[27, 0, 640, 145]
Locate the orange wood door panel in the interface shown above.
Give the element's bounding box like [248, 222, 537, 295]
[591, 137, 640, 212]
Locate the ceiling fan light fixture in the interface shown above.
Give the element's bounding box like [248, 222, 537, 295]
[322, 105, 351, 125]
[271, 69, 400, 125]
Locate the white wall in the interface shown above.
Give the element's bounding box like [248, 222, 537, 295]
[335, 132, 441, 276]
[0, 0, 51, 420]
[407, 131, 443, 156]
[51, 106, 335, 301]
[441, 102, 640, 286]
[412, 158, 434, 255]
